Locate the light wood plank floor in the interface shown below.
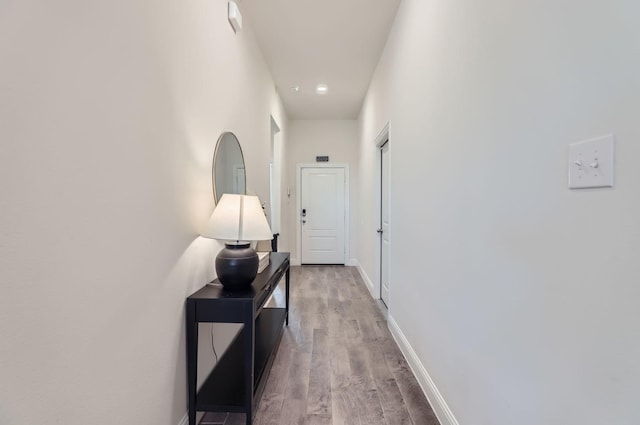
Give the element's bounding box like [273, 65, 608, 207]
[201, 266, 439, 425]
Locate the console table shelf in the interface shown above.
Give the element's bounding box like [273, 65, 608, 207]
[186, 252, 290, 425]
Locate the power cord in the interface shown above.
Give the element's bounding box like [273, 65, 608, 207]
[210, 324, 218, 363]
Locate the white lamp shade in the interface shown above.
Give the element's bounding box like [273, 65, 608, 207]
[202, 194, 273, 242]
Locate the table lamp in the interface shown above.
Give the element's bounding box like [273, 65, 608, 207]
[202, 194, 273, 291]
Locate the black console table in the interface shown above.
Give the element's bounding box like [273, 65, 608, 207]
[186, 252, 290, 425]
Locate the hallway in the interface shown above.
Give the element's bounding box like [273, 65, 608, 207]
[202, 266, 439, 425]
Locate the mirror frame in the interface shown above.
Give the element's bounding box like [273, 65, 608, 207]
[212, 132, 246, 204]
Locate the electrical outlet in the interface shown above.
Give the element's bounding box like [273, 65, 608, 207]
[568, 134, 615, 189]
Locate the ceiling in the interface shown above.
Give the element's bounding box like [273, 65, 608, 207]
[240, 0, 401, 120]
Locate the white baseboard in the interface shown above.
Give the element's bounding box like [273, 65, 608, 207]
[387, 316, 459, 425]
[291, 258, 358, 267]
[354, 259, 377, 298]
[177, 412, 203, 425]
[177, 413, 188, 425]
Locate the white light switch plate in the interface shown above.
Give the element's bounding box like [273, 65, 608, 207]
[568, 134, 615, 189]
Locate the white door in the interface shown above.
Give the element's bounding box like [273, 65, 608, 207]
[380, 142, 390, 306]
[301, 167, 346, 264]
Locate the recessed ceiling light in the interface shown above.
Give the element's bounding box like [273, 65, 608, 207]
[315, 84, 328, 94]
[290, 85, 300, 92]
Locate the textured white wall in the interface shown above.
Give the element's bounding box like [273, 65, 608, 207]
[358, 0, 640, 424]
[286, 120, 359, 264]
[0, 1, 286, 424]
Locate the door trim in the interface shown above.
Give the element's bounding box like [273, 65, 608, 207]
[295, 163, 350, 266]
[269, 116, 282, 235]
[374, 122, 390, 302]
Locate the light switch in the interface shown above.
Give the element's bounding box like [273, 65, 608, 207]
[568, 134, 615, 189]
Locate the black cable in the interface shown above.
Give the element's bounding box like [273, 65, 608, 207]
[210, 324, 218, 363]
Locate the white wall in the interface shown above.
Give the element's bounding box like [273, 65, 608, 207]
[286, 120, 359, 264]
[358, 1, 640, 425]
[0, 1, 286, 424]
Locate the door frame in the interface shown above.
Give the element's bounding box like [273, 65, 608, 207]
[269, 116, 282, 235]
[375, 123, 390, 302]
[296, 163, 350, 266]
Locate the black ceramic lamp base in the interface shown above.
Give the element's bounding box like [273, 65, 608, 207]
[215, 243, 258, 291]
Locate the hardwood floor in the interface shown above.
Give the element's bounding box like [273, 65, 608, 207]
[200, 266, 439, 425]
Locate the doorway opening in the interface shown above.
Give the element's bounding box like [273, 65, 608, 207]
[270, 116, 282, 251]
[375, 123, 390, 308]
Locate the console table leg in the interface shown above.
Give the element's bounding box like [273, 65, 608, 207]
[285, 268, 290, 326]
[244, 314, 255, 425]
[186, 302, 198, 425]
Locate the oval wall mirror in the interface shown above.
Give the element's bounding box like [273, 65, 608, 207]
[212, 132, 246, 203]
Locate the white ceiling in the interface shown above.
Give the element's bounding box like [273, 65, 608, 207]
[240, 0, 401, 120]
